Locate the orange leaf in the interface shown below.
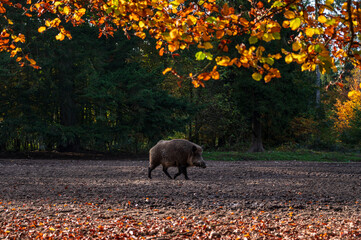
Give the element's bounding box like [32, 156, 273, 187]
[221, 3, 229, 15]
[264, 74, 272, 83]
[159, 47, 165, 56]
[168, 43, 179, 52]
[336, 82, 344, 88]
[216, 30, 224, 39]
[215, 56, 230, 66]
[284, 10, 295, 19]
[162, 68, 172, 75]
[211, 70, 220, 80]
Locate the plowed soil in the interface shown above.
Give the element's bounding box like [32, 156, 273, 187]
[1, 159, 361, 239]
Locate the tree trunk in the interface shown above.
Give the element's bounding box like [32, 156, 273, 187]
[248, 111, 265, 152]
[57, 51, 80, 152]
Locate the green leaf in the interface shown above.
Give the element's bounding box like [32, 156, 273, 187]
[272, 1, 285, 7]
[326, 18, 336, 25]
[206, 17, 216, 24]
[266, 57, 275, 65]
[195, 51, 206, 60]
[314, 44, 322, 53]
[205, 52, 213, 60]
[249, 36, 258, 45]
[170, 1, 180, 7]
[272, 32, 281, 40]
[290, 17, 301, 30]
[252, 72, 262, 81]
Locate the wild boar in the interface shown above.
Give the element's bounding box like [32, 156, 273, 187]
[148, 139, 206, 180]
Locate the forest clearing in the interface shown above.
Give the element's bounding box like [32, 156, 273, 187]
[1, 158, 361, 239]
[1, 0, 361, 238]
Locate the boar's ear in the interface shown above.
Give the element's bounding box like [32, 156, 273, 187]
[192, 145, 197, 153]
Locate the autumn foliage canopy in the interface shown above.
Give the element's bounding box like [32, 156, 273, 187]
[1, 0, 361, 87]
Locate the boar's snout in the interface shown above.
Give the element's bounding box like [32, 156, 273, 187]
[200, 161, 206, 168]
[195, 160, 206, 168]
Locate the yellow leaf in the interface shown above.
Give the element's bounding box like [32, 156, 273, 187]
[326, 0, 334, 5]
[49, 227, 56, 231]
[50, 18, 61, 27]
[38, 26, 46, 33]
[292, 53, 307, 64]
[252, 72, 262, 81]
[187, 15, 197, 25]
[318, 15, 327, 23]
[301, 63, 310, 71]
[305, 28, 315, 37]
[169, 29, 179, 40]
[63, 6, 70, 15]
[290, 18, 301, 30]
[55, 32, 65, 41]
[308, 45, 315, 53]
[284, 10, 295, 19]
[264, 33, 275, 42]
[180, 42, 187, 50]
[78, 8, 86, 15]
[139, 21, 145, 28]
[348, 90, 361, 100]
[162, 68, 172, 75]
[285, 54, 293, 64]
[215, 56, 230, 66]
[292, 41, 302, 51]
[311, 63, 316, 71]
[54, 1, 62, 7]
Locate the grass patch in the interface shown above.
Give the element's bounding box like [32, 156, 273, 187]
[203, 150, 361, 162]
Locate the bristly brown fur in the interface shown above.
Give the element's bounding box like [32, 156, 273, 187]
[148, 139, 206, 180]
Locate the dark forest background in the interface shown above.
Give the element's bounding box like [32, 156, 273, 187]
[1, 4, 360, 154]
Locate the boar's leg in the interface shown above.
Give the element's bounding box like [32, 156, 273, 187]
[148, 167, 155, 179]
[174, 166, 189, 180]
[148, 163, 160, 179]
[162, 166, 173, 179]
[182, 167, 190, 180]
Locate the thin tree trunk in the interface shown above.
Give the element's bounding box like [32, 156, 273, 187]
[248, 111, 265, 152]
[57, 53, 80, 152]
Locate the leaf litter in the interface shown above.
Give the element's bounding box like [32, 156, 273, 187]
[0, 159, 360, 239]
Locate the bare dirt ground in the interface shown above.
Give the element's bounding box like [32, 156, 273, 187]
[1, 159, 361, 239]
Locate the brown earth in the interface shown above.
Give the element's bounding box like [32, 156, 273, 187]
[1, 159, 361, 239]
